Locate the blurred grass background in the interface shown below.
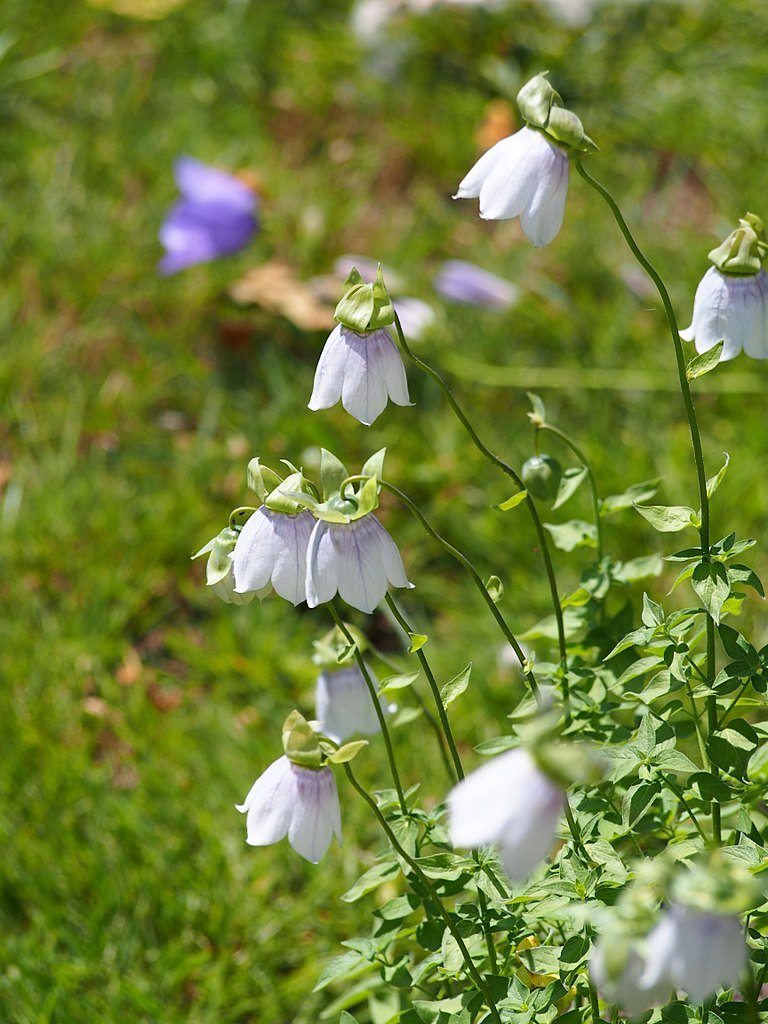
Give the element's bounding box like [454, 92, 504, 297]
[2, 0, 768, 1020]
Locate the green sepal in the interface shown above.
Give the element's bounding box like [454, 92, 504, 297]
[246, 458, 282, 503]
[326, 739, 369, 765]
[320, 449, 349, 501]
[353, 474, 380, 519]
[193, 526, 239, 585]
[516, 71, 597, 154]
[282, 710, 323, 769]
[334, 265, 395, 332]
[265, 471, 312, 515]
[708, 213, 768, 275]
[312, 624, 368, 669]
[361, 447, 386, 481]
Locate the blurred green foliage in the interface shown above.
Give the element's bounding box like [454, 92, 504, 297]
[2, 0, 768, 1020]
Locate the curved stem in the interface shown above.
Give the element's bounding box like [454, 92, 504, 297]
[537, 422, 604, 562]
[658, 772, 709, 844]
[380, 479, 541, 704]
[327, 602, 407, 814]
[385, 594, 464, 781]
[392, 311, 568, 673]
[575, 158, 721, 844]
[344, 763, 503, 1024]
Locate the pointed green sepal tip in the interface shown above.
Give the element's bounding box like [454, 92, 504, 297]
[334, 264, 395, 333]
[516, 71, 597, 155]
[246, 458, 283, 503]
[192, 525, 238, 584]
[708, 212, 768, 275]
[282, 709, 324, 769]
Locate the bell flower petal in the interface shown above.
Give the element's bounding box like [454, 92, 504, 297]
[237, 756, 342, 864]
[306, 514, 414, 614]
[680, 267, 768, 361]
[434, 260, 519, 310]
[454, 126, 569, 246]
[232, 507, 314, 606]
[309, 324, 411, 426]
[590, 944, 671, 1018]
[447, 748, 565, 880]
[315, 665, 384, 743]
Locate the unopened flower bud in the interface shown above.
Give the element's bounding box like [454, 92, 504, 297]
[522, 455, 562, 502]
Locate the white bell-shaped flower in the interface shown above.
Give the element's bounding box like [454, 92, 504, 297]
[309, 323, 411, 426]
[447, 748, 565, 880]
[454, 126, 569, 246]
[639, 905, 747, 1004]
[315, 665, 384, 743]
[305, 513, 414, 614]
[236, 755, 342, 864]
[590, 942, 671, 1017]
[232, 507, 314, 606]
[680, 266, 768, 360]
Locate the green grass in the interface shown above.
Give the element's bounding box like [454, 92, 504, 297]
[2, 0, 768, 1020]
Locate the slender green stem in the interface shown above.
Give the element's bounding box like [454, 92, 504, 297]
[563, 796, 595, 865]
[379, 478, 541, 704]
[717, 677, 753, 729]
[327, 603, 407, 814]
[575, 158, 722, 844]
[537, 422, 604, 562]
[684, 678, 711, 771]
[392, 311, 568, 674]
[589, 977, 602, 1023]
[476, 887, 498, 972]
[658, 772, 709, 844]
[344, 763, 503, 1024]
[385, 594, 464, 781]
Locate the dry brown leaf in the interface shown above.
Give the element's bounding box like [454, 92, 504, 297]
[229, 261, 335, 332]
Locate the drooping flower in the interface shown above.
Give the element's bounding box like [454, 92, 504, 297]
[447, 748, 565, 880]
[434, 260, 519, 310]
[590, 941, 671, 1017]
[454, 73, 595, 245]
[193, 524, 261, 605]
[159, 156, 258, 275]
[681, 213, 768, 361]
[237, 755, 342, 864]
[232, 507, 315, 606]
[393, 297, 436, 340]
[639, 905, 747, 1004]
[305, 513, 414, 614]
[315, 665, 384, 743]
[308, 323, 411, 426]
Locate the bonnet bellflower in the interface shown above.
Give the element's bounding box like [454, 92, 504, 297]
[310, 266, 411, 426]
[447, 748, 566, 880]
[680, 213, 768, 361]
[232, 506, 315, 606]
[159, 156, 259, 274]
[434, 259, 519, 310]
[237, 755, 342, 864]
[454, 73, 596, 245]
[315, 664, 385, 743]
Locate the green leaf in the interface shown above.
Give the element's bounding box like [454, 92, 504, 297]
[654, 749, 698, 774]
[634, 504, 698, 533]
[727, 564, 765, 597]
[378, 671, 419, 696]
[408, 633, 428, 653]
[706, 452, 730, 498]
[748, 743, 768, 783]
[686, 340, 725, 380]
[691, 561, 730, 624]
[621, 781, 661, 828]
[600, 478, 660, 515]
[605, 626, 653, 660]
[641, 592, 664, 627]
[474, 735, 517, 756]
[313, 951, 366, 991]
[340, 861, 400, 903]
[327, 739, 369, 764]
[543, 519, 597, 552]
[688, 771, 733, 802]
[552, 465, 588, 511]
[485, 575, 504, 603]
[718, 624, 758, 664]
[440, 663, 471, 709]
[707, 720, 759, 780]
[496, 490, 527, 511]
[613, 554, 664, 584]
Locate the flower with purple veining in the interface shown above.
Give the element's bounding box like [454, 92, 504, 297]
[305, 513, 413, 614]
[159, 156, 258, 274]
[680, 267, 768, 361]
[237, 756, 342, 863]
[434, 260, 519, 310]
[232, 507, 314, 606]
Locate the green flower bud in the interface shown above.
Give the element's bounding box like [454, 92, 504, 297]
[516, 72, 597, 155]
[708, 212, 768, 275]
[334, 265, 395, 332]
[522, 455, 562, 502]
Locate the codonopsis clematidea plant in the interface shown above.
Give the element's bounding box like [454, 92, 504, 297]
[194, 71, 768, 1024]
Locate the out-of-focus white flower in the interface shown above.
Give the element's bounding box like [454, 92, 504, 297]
[315, 665, 384, 742]
[237, 756, 342, 863]
[305, 513, 414, 614]
[680, 267, 768, 361]
[590, 942, 670, 1017]
[447, 748, 565, 880]
[540, 0, 598, 28]
[393, 297, 436, 340]
[309, 324, 411, 426]
[232, 507, 315, 606]
[639, 905, 747, 1004]
[435, 259, 519, 310]
[454, 126, 569, 245]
